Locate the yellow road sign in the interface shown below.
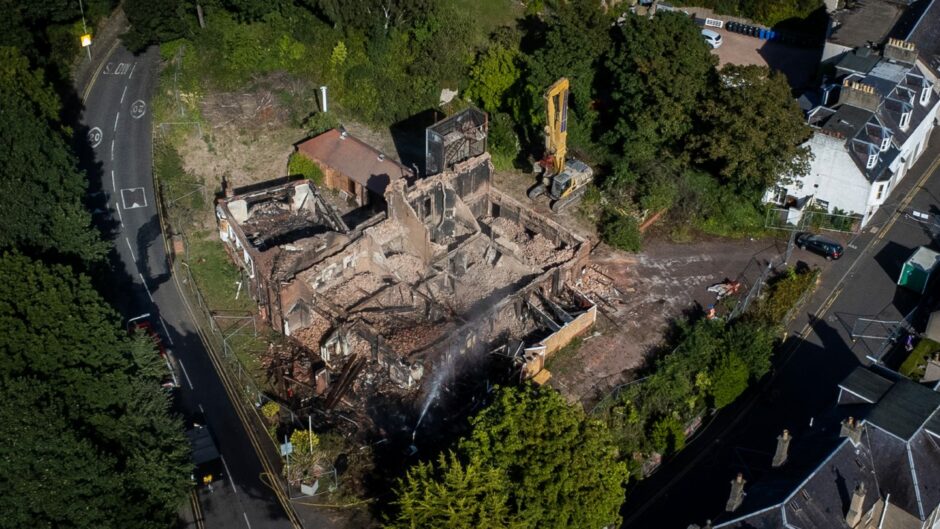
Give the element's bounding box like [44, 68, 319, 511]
[80, 34, 92, 47]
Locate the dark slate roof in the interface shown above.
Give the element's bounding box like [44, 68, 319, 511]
[835, 46, 882, 75]
[910, 429, 940, 515]
[828, 0, 909, 49]
[838, 366, 893, 403]
[818, 104, 874, 138]
[867, 378, 940, 441]
[907, 0, 940, 76]
[868, 423, 921, 516]
[925, 409, 940, 437]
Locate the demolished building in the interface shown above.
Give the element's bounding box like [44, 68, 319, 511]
[216, 108, 596, 414]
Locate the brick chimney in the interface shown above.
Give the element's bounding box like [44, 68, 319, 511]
[840, 416, 863, 446]
[726, 473, 746, 512]
[839, 79, 881, 112]
[772, 429, 791, 468]
[883, 38, 918, 64]
[845, 481, 867, 527]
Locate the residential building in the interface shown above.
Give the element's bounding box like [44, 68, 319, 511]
[768, 38, 939, 227]
[690, 366, 940, 529]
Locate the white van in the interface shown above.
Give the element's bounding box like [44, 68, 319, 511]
[702, 29, 723, 48]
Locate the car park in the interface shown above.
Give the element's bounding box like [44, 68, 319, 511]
[796, 233, 843, 260]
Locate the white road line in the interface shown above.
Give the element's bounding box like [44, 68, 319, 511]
[198, 403, 205, 413]
[139, 273, 154, 302]
[128, 62, 137, 79]
[115, 204, 124, 227]
[113, 111, 120, 131]
[242, 512, 252, 529]
[120, 85, 128, 104]
[125, 237, 137, 262]
[110, 139, 114, 161]
[178, 358, 194, 390]
[111, 169, 116, 190]
[159, 316, 175, 345]
[221, 456, 238, 494]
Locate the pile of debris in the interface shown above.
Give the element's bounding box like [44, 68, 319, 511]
[486, 216, 574, 267]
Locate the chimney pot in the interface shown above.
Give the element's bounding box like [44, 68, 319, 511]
[773, 429, 791, 468]
[845, 481, 867, 528]
[726, 473, 747, 512]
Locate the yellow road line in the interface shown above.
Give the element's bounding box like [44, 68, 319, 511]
[81, 38, 121, 104]
[190, 489, 205, 529]
[171, 269, 303, 528]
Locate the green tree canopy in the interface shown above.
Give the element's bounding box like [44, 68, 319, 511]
[466, 43, 521, 114]
[692, 65, 812, 194]
[604, 12, 717, 165]
[0, 253, 191, 529]
[123, 0, 186, 52]
[0, 47, 106, 261]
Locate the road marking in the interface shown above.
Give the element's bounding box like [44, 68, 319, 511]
[111, 170, 116, 190]
[178, 358, 194, 389]
[221, 455, 238, 494]
[120, 187, 148, 209]
[87, 127, 103, 148]
[242, 512, 252, 529]
[121, 85, 128, 104]
[115, 203, 124, 227]
[190, 489, 205, 529]
[139, 273, 155, 302]
[198, 403, 205, 413]
[129, 62, 137, 79]
[130, 100, 147, 119]
[81, 39, 121, 104]
[125, 236, 137, 262]
[113, 111, 120, 131]
[159, 316, 175, 345]
[110, 139, 114, 161]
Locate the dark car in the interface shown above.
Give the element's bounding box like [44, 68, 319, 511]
[796, 233, 843, 260]
[187, 420, 225, 490]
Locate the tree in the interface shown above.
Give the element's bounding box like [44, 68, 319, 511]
[313, 0, 433, 33]
[0, 254, 191, 529]
[123, 0, 186, 52]
[692, 65, 812, 195]
[707, 352, 750, 408]
[604, 12, 717, 164]
[459, 385, 629, 529]
[466, 43, 521, 114]
[387, 452, 516, 529]
[600, 211, 642, 252]
[0, 48, 106, 261]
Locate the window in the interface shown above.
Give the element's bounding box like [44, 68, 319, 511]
[867, 152, 878, 169]
[815, 199, 830, 210]
[899, 109, 912, 130]
[922, 85, 932, 106]
[875, 184, 885, 200]
[881, 136, 891, 151]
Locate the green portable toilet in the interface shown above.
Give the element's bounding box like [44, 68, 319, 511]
[898, 246, 940, 294]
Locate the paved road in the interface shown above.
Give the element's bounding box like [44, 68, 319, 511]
[621, 137, 940, 528]
[80, 45, 296, 529]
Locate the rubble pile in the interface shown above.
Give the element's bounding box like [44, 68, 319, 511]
[384, 322, 449, 356]
[486, 216, 573, 267]
[291, 313, 333, 352]
[384, 253, 426, 284]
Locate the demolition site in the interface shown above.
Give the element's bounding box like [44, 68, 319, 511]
[214, 108, 597, 452]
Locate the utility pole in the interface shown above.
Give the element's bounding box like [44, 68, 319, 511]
[78, 0, 92, 60]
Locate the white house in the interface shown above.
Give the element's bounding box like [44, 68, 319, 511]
[767, 38, 940, 227]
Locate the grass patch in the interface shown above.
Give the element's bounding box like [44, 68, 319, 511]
[186, 232, 256, 313]
[546, 336, 584, 374]
[900, 338, 940, 380]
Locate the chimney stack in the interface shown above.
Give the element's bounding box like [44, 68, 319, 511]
[772, 429, 791, 468]
[839, 79, 881, 112]
[883, 38, 918, 64]
[845, 481, 867, 527]
[840, 416, 863, 446]
[726, 473, 746, 512]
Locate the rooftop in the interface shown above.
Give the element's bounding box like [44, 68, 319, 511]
[907, 0, 940, 76]
[838, 365, 894, 402]
[867, 377, 940, 440]
[828, 0, 909, 49]
[296, 129, 413, 196]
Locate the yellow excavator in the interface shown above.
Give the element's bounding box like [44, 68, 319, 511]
[527, 77, 594, 212]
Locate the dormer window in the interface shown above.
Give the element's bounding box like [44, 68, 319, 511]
[880, 135, 891, 152]
[922, 84, 932, 106]
[899, 109, 912, 130]
[866, 151, 878, 169]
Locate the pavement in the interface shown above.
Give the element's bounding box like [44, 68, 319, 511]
[79, 45, 300, 529]
[621, 134, 940, 528]
[709, 28, 823, 91]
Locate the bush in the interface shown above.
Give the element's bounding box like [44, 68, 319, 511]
[600, 211, 642, 252]
[287, 152, 324, 185]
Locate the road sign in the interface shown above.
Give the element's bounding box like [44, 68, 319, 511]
[81, 34, 92, 47]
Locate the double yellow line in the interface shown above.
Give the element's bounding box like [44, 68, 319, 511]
[172, 265, 304, 528]
[190, 489, 206, 529]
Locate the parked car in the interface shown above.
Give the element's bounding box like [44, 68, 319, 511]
[702, 28, 723, 48]
[128, 314, 179, 389]
[187, 418, 225, 490]
[796, 233, 843, 260]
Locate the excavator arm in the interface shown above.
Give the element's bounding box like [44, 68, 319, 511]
[543, 78, 569, 176]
